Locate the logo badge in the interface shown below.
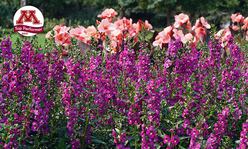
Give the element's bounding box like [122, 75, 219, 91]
[13, 6, 44, 36]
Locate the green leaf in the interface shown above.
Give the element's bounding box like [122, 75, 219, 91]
[90, 118, 101, 123]
[155, 86, 164, 92]
[9, 99, 15, 104]
[0, 133, 5, 137]
[82, 88, 88, 93]
[89, 104, 99, 109]
[77, 130, 85, 135]
[179, 136, 190, 140]
[96, 123, 103, 129]
[78, 117, 85, 122]
[192, 107, 198, 112]
[0, 123, 8, 128]
[90, 92, 98, 95]
[179, 145, 186, 149]
[91, 138, 106, 145]
[140, 115, 146, 120]
[235, 140, 240, 144]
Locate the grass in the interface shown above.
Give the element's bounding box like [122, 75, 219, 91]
[0, 28, 47, 48]
[10, 32, 46, 46]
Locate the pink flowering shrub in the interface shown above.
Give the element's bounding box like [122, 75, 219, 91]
[46, 8, 152, 54]
[1, 9, 248, 149]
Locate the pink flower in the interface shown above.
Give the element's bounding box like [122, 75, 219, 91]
[195, 27, 206, 39]
[163, 26, 173, 36]
[173, 29, 184, 39]
[153, 37, 164, 49]
[246, 31, 248, 41]
[215, 29, 225, 39]
[200, 17, 211, 29]
[181, 33, 193, 44]
[114, 17, 133, 31]
[174, 13, 189, 28]
[222, 28, 232, 42]
[231, 25, 240, 31]
[115, 18, 125, 30]
[144, 20, 153, 31]
[185, 21, 192, 30]
[55, 32, 71, 46]
[97, 8, 118, 22]
[153, 26, 172, 48]
[45, 31, 52, 40]
[60, 26, 70, 33]
[158, 31, 171, 42]
[193, 17, 210, 30]
[111, 29, 122, 40]
[98, 19, 116, 35]
[192, 19, 201, 31]
[53, 25, 62, 34]
[242, 17, 248, 30]
[136, 20, 153, 31]
[86, 25, 97, 37]
[231, 13, 244, 24]
[70, 26, 86, 37]
[98, 8, 118, 18]
[153, 26, 173, 49]
[54, 25, 72, 46]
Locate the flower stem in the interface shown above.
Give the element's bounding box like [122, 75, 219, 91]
[82, 94, 90, 148]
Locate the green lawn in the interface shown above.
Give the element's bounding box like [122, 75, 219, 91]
[0, 28, 47, 49]
[11, 32, 46, 46]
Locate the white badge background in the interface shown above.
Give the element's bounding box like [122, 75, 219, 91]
[13, 5, 44, 37]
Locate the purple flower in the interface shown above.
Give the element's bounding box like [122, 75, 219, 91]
[171, 135, 179, 146]
[191, 128, 200, 138]
[163, 135, 171, 143]
[182, 109, 189, 117]
[206, 133, 217, 148]
[193, 142, 201, 149]
[242, 123, 248, 132]
[120, 133, 127, 143]
[31, 122, 39, 131]
[222, 106, 229, 117]
[238, 143, 247, 149]
[85, 136, 91, 144]
[168, 38, 182, 57]
[116, 144, 130, 149]
[67, 122, 74, 132]
[183, 119, 191, 128]
[112, 129, 117, 138]
[240, 131, 247, 143]
[1, 37, 12, 60]
[164, 57, 172, 68]
[146, 126, 156, 139]
[0, 93, 3, 104]
[70, 139, 81, 149]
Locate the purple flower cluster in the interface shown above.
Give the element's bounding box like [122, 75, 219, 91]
[1, 35, 248, 149]
[237, 123, 248, 148]
[1, 37, 12, 60]
[168, 38, 182, 57]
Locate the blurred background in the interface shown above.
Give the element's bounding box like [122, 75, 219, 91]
[1, 0, 248, 32]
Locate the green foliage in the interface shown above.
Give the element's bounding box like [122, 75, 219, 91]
[1, 0, 248, 30]
[0, 1, 16, 28]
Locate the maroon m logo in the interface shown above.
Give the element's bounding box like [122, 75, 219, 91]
[16, 10, 40, 24]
